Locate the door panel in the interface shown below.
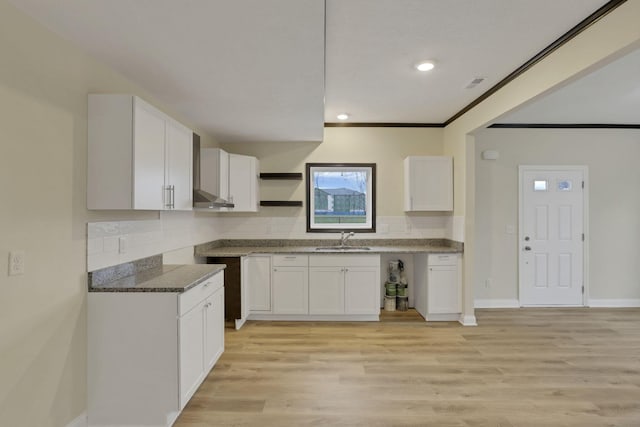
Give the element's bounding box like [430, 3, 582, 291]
[520, 167, 584, 306]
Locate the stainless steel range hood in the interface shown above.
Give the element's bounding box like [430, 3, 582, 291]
[193, 134, 235, 209]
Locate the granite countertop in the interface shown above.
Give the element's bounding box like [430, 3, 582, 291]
[89, 263, 226, 293]
[195, 239, 463, 258]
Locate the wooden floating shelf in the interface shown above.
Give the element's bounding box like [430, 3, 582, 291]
[260, 201, 303, 207]
[259, 173, 303, 180]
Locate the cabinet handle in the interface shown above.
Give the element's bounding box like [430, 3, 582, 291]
[170, 185, 175, 209]
[273, 268, 278, 272]
[164, 185, 171, 208]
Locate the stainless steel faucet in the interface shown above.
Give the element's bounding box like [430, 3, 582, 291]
[340, 231, 354, 246]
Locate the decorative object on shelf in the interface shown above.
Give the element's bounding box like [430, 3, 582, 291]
[259, 172, 303, 180]
[259, 201, 303, 207]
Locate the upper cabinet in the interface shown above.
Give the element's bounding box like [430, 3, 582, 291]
[88, 94, 192, 210]
[404, 156, 453, 211]
[229, 153, 259, 212]
[201, 148, 259, 212]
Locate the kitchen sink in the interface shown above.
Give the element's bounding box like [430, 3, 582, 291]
[315, 246, 371, 251]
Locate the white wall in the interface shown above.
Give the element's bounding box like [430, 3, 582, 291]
[0, 2, 220, 425]
[474, 128, 640, 306]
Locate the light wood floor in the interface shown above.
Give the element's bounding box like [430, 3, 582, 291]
[175, 308, 640, 426]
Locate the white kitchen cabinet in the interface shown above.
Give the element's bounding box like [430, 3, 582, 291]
[308, 255, 380, 316]
[178, 299, 206, 407]
[309, 267, 345, 314]
[88, 271, 224, 426]
[414, 253, 461, 321]
[344, 266, 380, 315]
[404, 156, 453, 211]
[204, 284, 225, 372]
[88, 94, 192, 210]
[200, 147, 230, 210]
[271, 255, 308, 315]
[246, 255, 272, 312]
[229, 153, 260, 212]
[200, 149, 259, 212]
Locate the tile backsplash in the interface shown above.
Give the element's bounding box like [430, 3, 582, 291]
[87, 212, 463, 271]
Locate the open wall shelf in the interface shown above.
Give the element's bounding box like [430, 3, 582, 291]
[260, 201, 303, 207]
[259, 173, 303, 180]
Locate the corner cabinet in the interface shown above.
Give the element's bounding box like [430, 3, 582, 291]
[88, 94, 193, 210]
[88, 272, 224, 427]
[404, 156, 453, 211]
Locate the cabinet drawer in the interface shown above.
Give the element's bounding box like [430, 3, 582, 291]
[272, 254, 308, 267]
[427, 253, 458, 266]
[179, 272, 224, 315]
[309, 255, 380, 267]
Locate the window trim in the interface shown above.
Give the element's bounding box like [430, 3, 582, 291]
[305, 163, 376, 233]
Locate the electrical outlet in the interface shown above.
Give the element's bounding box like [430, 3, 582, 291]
[118, 236, 127, 254]
[8, 251, 25, 276]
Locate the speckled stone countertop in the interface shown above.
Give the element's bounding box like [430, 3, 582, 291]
[195, 239, 463, 258]
[89, 255, 226, 292]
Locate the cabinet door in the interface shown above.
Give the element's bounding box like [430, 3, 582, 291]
[133, 99, 166, 210]
[204, 288, 225, 372]
[246, 256, 271, 312]
[165, 120, 192, 210]
[228, 154, 258, 212]
[413, 254, 428, 319]
[344, 267, 380, 315]
[309, 267, 344, 314]
[427, 266, 460, 314]
[272, 267, 308, 314]
[404, 156, 453, 211]
[178, 302, 205, 409]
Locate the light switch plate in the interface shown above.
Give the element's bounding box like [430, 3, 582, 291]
[9, 250, 25, 276]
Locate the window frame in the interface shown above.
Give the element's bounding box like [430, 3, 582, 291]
[305, 162, 376, 233]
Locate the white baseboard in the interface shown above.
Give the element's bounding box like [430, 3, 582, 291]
[588, 299, 640, 307]
[459, 314, 477, 326]
[474, 299, 520, 308]
[66, 412, 87, 427]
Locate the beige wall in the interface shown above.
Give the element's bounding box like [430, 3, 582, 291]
[443, 1, 640, 322]
[0, 2, 217, 425]
[474, 128, 640, 304]
[223, 126, 444, 218]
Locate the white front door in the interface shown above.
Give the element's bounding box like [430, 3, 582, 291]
[519, 166, 586, 306]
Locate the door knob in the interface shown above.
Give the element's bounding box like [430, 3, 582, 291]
[524, 236, 530, 241]
[524, 246, 531, 251]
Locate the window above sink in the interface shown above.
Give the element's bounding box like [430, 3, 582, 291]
[305, 163, 376, 233]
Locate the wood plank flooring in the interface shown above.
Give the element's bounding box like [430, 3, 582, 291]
[175, 308, 640, 426]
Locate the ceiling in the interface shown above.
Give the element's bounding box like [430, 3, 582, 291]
[10, 0, 629, 143]
[495, 46, 640, 125]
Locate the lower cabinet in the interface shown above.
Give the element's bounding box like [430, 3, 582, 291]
[308, 259, 380, 316]
[88, 272, 225, 427]
[246, 255, 271, 312]
[414, 253, 461, 321]
[248, 253, 380, 321]
[272, 255, 309, 314]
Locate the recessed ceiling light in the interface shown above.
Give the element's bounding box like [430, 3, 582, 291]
[415, 61, 435, 72]
[337, 113, 350, 120]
